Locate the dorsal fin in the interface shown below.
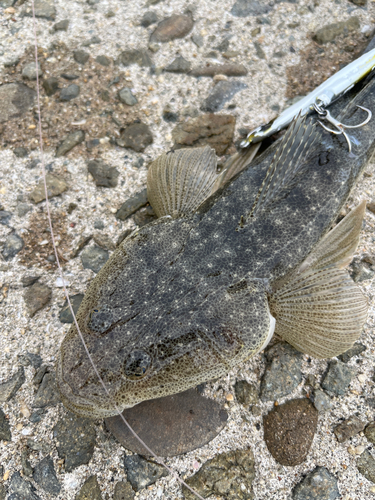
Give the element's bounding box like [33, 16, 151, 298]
[248, 113, 319, 218]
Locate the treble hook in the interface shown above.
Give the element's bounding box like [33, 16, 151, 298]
[313, 103, 372, 153]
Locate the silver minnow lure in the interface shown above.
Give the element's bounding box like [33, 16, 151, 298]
[240, 47, 375, 147]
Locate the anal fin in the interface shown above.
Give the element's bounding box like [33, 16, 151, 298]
[270, 201, 369, 358]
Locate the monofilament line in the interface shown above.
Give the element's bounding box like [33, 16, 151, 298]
[30, 2, 204, 497]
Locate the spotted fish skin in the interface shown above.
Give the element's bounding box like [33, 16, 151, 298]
[57, 75, 375, 419]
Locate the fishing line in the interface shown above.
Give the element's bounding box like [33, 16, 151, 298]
[30, 2, 204, 498]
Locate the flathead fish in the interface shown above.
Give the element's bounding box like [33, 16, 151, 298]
[57, 72, 375, 419]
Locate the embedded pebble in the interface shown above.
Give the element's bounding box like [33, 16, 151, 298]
[0, 210, 12, 225]
[117, 122, 153, 152]
[9, 471, 41, 500]
[350, 259, 375, 282]
[22, 62, 43, 81]
[75, 475, 103, 500]
[292, 467, 340, 500]
[13, 146, 29, 157]
[234, 380, 259, 406]
[21, 275, 41, 287]
[32, 371, 61, 408]
[164, 56, 191, 74]
[93, 233, 116, 251]
[53, 413, 96, 472]
[55, 130, 85, 156]
[117, 49, 152, 67]
[80, 244, 109, 272]
[113, 481, 135, 500]
[231, 0, 273, 17]
[333, 415, 365, 443]
[0, 83, 36, 123]
[33, 456, 61, 495]
[201, 80, 248, 112]
[172, 113, 235, 155]
[94, 219, 105, 230]
[60, 83, 80, 101]
[0, 367, 25, 403]
[357, 450, 375, 483]
[18, 352, 42, 368]
[263, 398, 318, 466]
[118, 87, 138, 106]
[313, 17, 360, 44]
[53, 19, 69, 31]
[365, 422, 375, 443]
[162, 105, 179, 122]
[337, 342, 366, 362]
[29, 173, 67, 203]
[70, 234, 93, 258]
[321, 360, 354, 396]
[141, 11, 158, 27]
[0, 408, 12, 441]
[96, 55, 112, 67]
[183, 448, 255, 500]
[59, 294, 84, 323]
[23, 282, 52, 317]
[21, 448, 33, 476]
[260, 342, 303, 402]
[87, 159, 119, 187]
[313, 389, 332, 412]
[115, 188, 148, 221]
[150, 14, 194, 43]
[16, 202, 32, 217]
[73, 49, 90, 65]
[116, 229, 133, 247]
[190, 63, 248, 77]
[124, 455, 168, 491]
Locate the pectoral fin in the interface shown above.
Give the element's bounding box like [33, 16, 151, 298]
[270, 202, 368, 358]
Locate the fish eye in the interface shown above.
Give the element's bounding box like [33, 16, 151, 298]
[123, 350, 152, 380]
[87, 306, 113, 334]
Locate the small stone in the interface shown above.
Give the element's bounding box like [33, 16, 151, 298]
[118, 87, 138, 106]
[313, 17, 360, 44]
[321, 360, 354, 396]
[53, 19, 69, 31]
[357, 450, 375, 483]
[116, 188, 148, 221]
[30, 174, 67, 203]
[56, 130, 85, 156]
[42, 77, 59, 96]
[133, 205, 157, 227]
[253, 41, 266, 59]
[0, 211, 12, 225]
[33, 365, 49, 386]
[350, 259, 375, 282]
[18, 352, 42, 368]
[32, 371, 61, 408]
[53, 413, 96, 472]
[22, 63, 43, 80]
[141, 11, 158, 27]
[0, 83, 36, 124]
[94, 219, 105, 230]
[234, 380, 259, 406]
[162, 105, 179, 123]
[172, 113, 235, 155]
[96, 55, 111, 66]
[67, 202, 78, 214]
[124, 455, 168, 491]
[82, 35, 102, 46]
[2, 233, 24, 260]
[59, 294, 84, 323]
[150, 14, 194, 43]
[190, 64, 248, 77]
[260, 342, 303, 402]
[349, 0, 367, 5]
[191, 33, 204, 47]
[367, 202, 375, 215]
[263, 398, 318, 466]
[338, 343, 366, 363]
[21, 275, 41, 287]
[183, 448, 255, 500]
[16, 201, 32, 217]
[23, 282, 52, 317]
[313, 389, 332, 412]
[81, 245, 109, 273]
[70, 234, 93, 258]
[113, 481, 135, 500]
[23, 0, 56, 20]
[334, 415, 365, 443]
[13, 146, 29, 157]
[60, 83, 80, 101]
[61, 73, 79, 80]
[116, 229, 133, 246]
[365, 422, 375, 444]
[74, 49, 90, 64]
[231, 0, 273, 17]
[0, 408, 11, 441]
[87, 159, 119, 187]
[201, 80, 247, 113]
[93, 233, 115, 251]
[21, 448, 33, 476]
[214, 38, 230, 52]
[9, 472, 41, 500]
[117, 49, 152, 67]
[27, 159, 41, 169]
[75, 475, 102, 500]
[33, 456, 61, 495]
[292, 467, 339, 500]
[0, 367, 25, 403]
[3, 56, 20, 67]
[164, 56, 191, 74]
[117, 122, 153, 152]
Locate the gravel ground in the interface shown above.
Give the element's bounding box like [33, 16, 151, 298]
[1, 0, 375, 499]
